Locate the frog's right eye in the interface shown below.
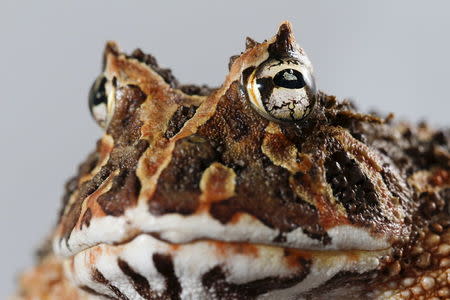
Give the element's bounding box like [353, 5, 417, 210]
[245, 58, 316, 123]
[88, 75, 113, 128]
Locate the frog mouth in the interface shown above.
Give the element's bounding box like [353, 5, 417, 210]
[54, 204, 391, 260]
[107, 230, 392, 258]
[57, 204, 391, 299]
[76, 230, 390, 265]
[64, 231, 389, 300]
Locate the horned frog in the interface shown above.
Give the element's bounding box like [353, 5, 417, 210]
[15, 21, 450, 300]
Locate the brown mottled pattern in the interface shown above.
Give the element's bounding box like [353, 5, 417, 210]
[99, 83, 149, 213]
[149, 136, 217, 215]
[96, 141, 147, 216]
[58, 82, 149, 243]
[365, 168, 450, 298]
[326, 114, 450, 297]
[197, 82, 329, 241]
[56, 150, 98, 243]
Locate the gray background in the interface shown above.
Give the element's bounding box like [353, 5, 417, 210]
[1, 0, 449, 297]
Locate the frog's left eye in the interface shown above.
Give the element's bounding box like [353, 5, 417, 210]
[245, 58, 317, 122]
[88, 74, 114, 128]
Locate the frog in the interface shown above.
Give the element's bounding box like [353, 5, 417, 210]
[15, 21, 450, 300]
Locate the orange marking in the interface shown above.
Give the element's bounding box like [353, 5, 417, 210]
[169, 244, 181, 252]
[212, 240, 259, 258]
[296, 171, 349, 229]
[344, 250, 360, 263]
[75, 170, 118, 231]
[198, 163, 236, 212]
[284, 248, 313, 269]
[88, 247, 103, 265]
[430, 169, 450, 186]
[297, 153, 313, 174]
[229, 212, 245, 225]
[314, 192, 350, 229]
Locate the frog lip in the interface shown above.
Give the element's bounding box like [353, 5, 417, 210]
[119, 232, 392, 255]
[53, 219, 390, 257]
[65, 231, 391, 264]
[54, 201, 392, 259]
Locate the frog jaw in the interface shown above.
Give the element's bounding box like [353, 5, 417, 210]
[65, 233, 388, 300]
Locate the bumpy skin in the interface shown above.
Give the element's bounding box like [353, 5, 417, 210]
[15, 22, 450, 300]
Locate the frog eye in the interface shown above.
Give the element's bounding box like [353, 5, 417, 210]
[245, 59, 317, 122]
[88, 74, 113, 128]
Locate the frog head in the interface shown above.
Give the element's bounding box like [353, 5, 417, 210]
[53, 21, 410, 299]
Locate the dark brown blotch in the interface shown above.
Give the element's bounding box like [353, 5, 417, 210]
[152, 254, 182, 300]
[59, 84, 149, 241]
[149, 136, 217, 215]
[210, 161, 329, 242]
[89, 84, 149, 216]
[97, 168, 141, 216]
[216, 83, 257, 141]
[197, 81, 327, 241]
[80, 208, 92, 229]
[165, 105, 198, 139]
[325, 150, 383, 223]
[118, 259, 156, 299]
[107, 84, 147, 143]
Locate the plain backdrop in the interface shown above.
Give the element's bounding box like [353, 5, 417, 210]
[1, 0, 450, 297]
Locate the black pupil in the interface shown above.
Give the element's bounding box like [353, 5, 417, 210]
[89, 76, 107, 108]
[273, 69, 306, 89]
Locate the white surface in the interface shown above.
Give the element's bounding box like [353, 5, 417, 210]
[2, 0, 450, 298]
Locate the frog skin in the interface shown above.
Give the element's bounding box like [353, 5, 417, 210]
[15, 21, 450, 300]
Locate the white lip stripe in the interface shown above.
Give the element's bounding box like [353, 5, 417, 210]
[54, 201, 389, 258]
